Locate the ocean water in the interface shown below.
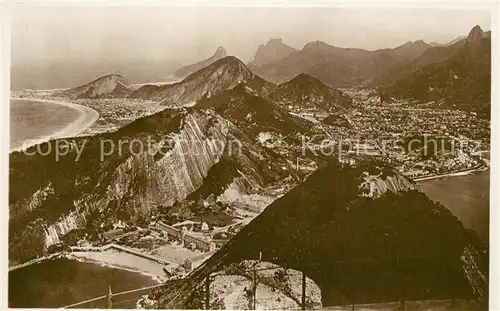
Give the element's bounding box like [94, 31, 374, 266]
[10, 99, 81, 150]
[419, 170, 490, 244]
[8, 258, 156, 308]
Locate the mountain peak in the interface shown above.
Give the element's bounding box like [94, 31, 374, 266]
[251, 38, 297, 67]
[57, 73, 132, 99]
[154, 55, 257, 105]
[272, 73, 352, 110]
[173, 46, 228, 79]
[130, 55, 263, 105]
[288, 73, 323, 85]
[395, 39, 428, 49]
[94, 73, 129, 85]
[467, 25, 484, 41]
[303, 40, 331, 50]
[214, 46, 227, 58]
[213, 55, 248, 69]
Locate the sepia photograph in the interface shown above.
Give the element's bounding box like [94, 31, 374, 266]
[3, 1, 497, 310]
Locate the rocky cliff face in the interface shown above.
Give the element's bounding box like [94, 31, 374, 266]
[358, 171, 416, 198]
[44, 211, 87, 247]
[95, 111, 230, 211]
[9, 100, 303, 262]
[9, 183, 55, 219]
[9, 108, 233, 260]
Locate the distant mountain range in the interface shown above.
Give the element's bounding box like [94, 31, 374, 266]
[248, 39, 433, 88]
[173, 46, 227, 79]
[370, 39, 467, 88]
[379, 26, 491, 117]
[56, 25, 490, 118]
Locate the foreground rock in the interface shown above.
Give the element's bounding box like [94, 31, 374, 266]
[192, 260, 322, 310]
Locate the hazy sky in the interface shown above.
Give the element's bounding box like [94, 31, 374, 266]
[12, 6, 491, 65]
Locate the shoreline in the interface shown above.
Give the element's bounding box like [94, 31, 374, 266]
[8, 252, 64, 272]
[66, 251, 166, 283]
[413, 161, 488, 182]
[9, 250, 167, 284]
[10, 97, 100, 152]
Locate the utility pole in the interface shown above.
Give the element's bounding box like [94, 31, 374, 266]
[397, 248, 404, 310]
[107, 285, 113, 309]
[205, 275, 211, 310]
[396, 248, 406, 310]
[252, 252, 261, 310]
[301, 271, 306, 310]
[340, 243, 345, 306]
[253, 267, 257, 310]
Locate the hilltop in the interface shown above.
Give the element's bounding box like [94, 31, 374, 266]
[271, 73, 352, 110]
[197, 82, 312, 138]
[56, 74, 133, 99]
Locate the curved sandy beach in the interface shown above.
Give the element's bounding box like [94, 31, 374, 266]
[10, 98, 100, 152]
[67, 251, 166, 283]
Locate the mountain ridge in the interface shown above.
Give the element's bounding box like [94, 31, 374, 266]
[379, 25, 491, 117]
[249, 38, 433, 88]
[197, 82, 312, 137]
[129, 56, 275, 106]
[173, 46, 227, 79]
